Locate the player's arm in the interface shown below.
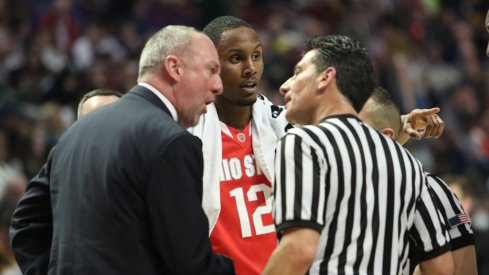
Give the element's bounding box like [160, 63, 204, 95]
[397, 107, 444, 145]
[262, 228, 319, 275]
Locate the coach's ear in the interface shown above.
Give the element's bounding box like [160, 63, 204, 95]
[317, 67, 336, 94]
[380, 128, 396, 140]
[163, 55, 182, 83]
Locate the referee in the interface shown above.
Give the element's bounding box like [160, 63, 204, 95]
[262, 35, 453, 275]
[359, 87, 477, 275]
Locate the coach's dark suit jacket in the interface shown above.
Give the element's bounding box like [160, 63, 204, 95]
[10, 85, 234, 274]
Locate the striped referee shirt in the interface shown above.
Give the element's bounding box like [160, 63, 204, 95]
[426, 173, 473, 248]
[408, 173, 474, 272]
[273, 115, 451, 275]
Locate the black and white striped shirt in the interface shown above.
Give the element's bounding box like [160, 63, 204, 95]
[408, 173, 474, 272]
[426, 173, 473, 248]
[273, 115, 450, 275]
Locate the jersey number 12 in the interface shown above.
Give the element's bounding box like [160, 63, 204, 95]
[230, 183, 275, 238]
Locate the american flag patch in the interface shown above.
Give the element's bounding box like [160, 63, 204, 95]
[448, 213, 470, 227]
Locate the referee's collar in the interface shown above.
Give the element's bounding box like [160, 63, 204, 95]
[318, 114, 360, 124]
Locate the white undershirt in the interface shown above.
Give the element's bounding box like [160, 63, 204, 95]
[138, 82, 178, 122]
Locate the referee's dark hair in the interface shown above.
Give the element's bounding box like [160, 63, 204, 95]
[304, 35, 377, 112]
[77, 88, 123, 118]
[203, 16, 253, 47]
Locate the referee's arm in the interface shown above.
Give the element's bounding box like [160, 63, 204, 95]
[263, 228, 319, 275]
[416, 252, 454, 275]
[412, 175, 454, 275]
[414, 247, 475, 275]
[263, 132, 324, 274]
[415, 174, 477, 275]
[449, 246, 477, 275]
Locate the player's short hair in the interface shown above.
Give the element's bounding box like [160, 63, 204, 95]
[77, 88, 123, 118]
[203, 16, 253, 47]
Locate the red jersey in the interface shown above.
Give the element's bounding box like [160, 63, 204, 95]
[210, 122, 277, 275]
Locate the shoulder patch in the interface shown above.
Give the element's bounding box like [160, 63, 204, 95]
[448, 213, 471, 227]
[271, 105, 285, 118]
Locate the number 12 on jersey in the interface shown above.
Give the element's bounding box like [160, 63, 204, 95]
[229, 183, 275, 238]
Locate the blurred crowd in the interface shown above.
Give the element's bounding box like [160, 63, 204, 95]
[1, 0, 489, 273]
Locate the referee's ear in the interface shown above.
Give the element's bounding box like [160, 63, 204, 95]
[380, 128, 396, 140]
[317, 67, 336, 93]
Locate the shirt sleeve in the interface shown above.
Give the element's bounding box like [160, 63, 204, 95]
[146, 133, 234, 275]
[10, 148, 55, 274]
[410, 174, 452, 262]
[273, 133, 325, 237]
[426, 174, 474, 250]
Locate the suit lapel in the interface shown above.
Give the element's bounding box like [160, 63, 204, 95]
[129, 85, 172, 116]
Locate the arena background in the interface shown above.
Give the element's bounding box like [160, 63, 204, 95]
[0, 0, 488, 273]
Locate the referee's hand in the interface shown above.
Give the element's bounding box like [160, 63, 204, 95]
[402, 107, 444, 140]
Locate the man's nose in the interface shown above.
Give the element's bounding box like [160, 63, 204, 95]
[212, 75, 223, 95]
[279, 79, 291, 95]
[243, 58, 257, 77]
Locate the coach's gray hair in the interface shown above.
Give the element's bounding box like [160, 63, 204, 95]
[138, 25, 196, 80]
